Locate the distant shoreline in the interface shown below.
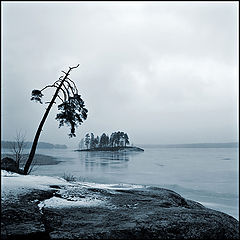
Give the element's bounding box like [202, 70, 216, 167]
[1, 153, 62, 166]
[137, 142, 239, 148]
[1, 141, 67, 149]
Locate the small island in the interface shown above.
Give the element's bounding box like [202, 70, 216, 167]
[75, 131, 144, 152]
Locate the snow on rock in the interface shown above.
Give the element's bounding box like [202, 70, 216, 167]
[1, 170, 20, 177]
[1, 170, 71, 201]
[1, 170, 146, 209]
[80, 182, 146, 190]
[38, 196, 105, 209]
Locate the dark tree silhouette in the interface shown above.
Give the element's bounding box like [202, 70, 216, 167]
[24, 64, 88, 174]
[84, 133, 90, 149]
[109, 132, 116, 147]
[115, 131, 121, 147]
[108, 131, 129, 147]
[90, 133, 96, 149]
[99, 133, 109, 147]
[94, 136, 99, 148]
[105, 135, 109, 146]
[124, 133, 130, 146]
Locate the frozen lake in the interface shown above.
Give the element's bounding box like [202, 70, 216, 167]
[2, 145, 239, 220]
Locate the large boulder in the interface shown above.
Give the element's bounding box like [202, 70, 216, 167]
[43, 187, 239, 239]
[1, 184, 239, 239]
[1, 157, 18, 173]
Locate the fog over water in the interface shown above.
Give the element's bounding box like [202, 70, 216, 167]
[1, 2, 238, 147]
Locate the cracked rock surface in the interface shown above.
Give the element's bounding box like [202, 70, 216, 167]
[1, 184, 239, 240]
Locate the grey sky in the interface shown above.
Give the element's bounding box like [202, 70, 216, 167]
[1, 1, 238, 147]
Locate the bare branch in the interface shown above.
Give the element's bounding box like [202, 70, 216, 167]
[10, 130, 26, 170]
[53, 76, 64, 85]
[54, 82, 67, 101]
[62, 82, 71, 99]
[66, 78, 78, 94]
[41, 84, 55, 92]
[45, 101, 56, 104]
[57, 94, 64, 102]
[66, 77, 77, 88]
[64, 80, 75, 95]
[60, 87, 67, 101]
[69, 64, 80, 70]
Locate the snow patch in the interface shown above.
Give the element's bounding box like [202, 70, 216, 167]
[38, 196, 105, 209]
[1, 170, 20, 177]
[1, 170, 145, 208]
[80, 182, 145, 190]
[1, 170, 71, 201]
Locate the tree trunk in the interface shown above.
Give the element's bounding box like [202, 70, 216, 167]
[23, 68, 73, 174]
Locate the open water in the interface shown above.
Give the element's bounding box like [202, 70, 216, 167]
[2, 145, 239, 220]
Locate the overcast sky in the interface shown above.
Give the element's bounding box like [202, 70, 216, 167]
[1, 1, 239, 147]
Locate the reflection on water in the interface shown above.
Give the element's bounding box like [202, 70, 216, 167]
[77, 151, 141, 172]
[1, 147, 238, 219]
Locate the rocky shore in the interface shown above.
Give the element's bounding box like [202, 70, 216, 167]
[1, 171, 239, 240]
[1, 153, 62, 167]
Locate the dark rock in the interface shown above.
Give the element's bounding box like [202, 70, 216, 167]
[1, 157, 18, 173]
[1, 186, 239, 240]
[1, 189, 57, 240]
[42, 187, 239, 239]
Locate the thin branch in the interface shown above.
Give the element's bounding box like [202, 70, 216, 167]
[53, 76, 65, 87]
[45, 101, 56, 104]
[64, 80, 75, 95]
[41, 85, 55, 92]
[53, 82, 60, 87]
[60, 64, 79, 78]
[52, 76, 64, 87]
[57, 94, 64, 102]
[10, 131, 26, 170]
[54, 82, 67, 101]
[40, 84, 65, 104]
[66, 77, 77, 89]
[60, 87, 67, 101]
[62, 83, 70, 99]
[57, 75, 77, 96]
[69, 64, 80, 70]
[66, 78, 78, 94]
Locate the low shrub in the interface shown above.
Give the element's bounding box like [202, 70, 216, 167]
[62, 173, 76, 182]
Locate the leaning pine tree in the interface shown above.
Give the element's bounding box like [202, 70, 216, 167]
[23, 64, 88, 174]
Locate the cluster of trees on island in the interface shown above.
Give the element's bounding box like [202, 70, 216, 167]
[78, 131, 130, 150]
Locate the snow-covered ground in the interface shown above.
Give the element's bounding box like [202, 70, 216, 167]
[1, 170, 71, 201]
[1, 170, 145, 209]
